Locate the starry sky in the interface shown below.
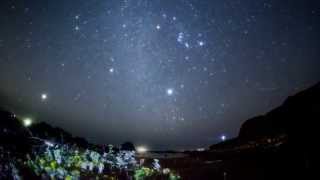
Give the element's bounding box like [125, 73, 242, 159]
[0, 0, 319, 150]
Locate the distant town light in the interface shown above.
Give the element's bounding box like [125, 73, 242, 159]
[136, 146, 148, 153]
[196, 148, 206, 152]
[23, 118, 33, 127]
[221, 135, 226, 141]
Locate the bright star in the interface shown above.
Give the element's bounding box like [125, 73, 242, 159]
[41, 93, 47, 101]
[167, 88, 174, 96]
[198, 41, 205, 46]
[109, 68, 114, 73]
[156, 24, 161, 30]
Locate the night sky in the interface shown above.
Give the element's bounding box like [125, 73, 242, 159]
[0, 0, 319, 150]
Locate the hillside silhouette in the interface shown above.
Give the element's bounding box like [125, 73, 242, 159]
[209, 82, 319, 179]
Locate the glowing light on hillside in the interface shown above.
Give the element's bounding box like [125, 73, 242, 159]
[45, 141, 54, 147]
[23, 118, 33, 127]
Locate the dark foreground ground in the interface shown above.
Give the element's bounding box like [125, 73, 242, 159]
[148, 137, 313, 180]
[159, 150, 311, 180]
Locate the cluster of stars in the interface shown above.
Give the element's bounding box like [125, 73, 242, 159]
[24, 2, 229, 144]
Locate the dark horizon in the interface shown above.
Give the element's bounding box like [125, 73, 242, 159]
[1, 0, 320, 150]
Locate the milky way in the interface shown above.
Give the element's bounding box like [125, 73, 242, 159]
[0, 0, 319, 149]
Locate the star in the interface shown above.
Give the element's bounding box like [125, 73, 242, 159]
[74, 26, 80, 31]
[156, 24, 161, 30]
[198, 41, 205, 46]
[109, 68, 114, 73]
[162, 14, 167, 19]
[41, 93, 48, 101]
[166, 88, 174, 96]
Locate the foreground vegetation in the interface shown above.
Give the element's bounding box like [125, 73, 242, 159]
[1, 141, 180, 180]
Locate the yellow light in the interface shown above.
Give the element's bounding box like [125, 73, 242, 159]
[23, 118, 33, 127]
[136, 146, 148, 153]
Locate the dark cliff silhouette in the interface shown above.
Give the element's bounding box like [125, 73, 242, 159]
[29, 122, 90, 148]
[239, 83, 319, 141]
[209, 82, 319, 179]
[0, 109, 31, 155]
[240, 83, 318, 171]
